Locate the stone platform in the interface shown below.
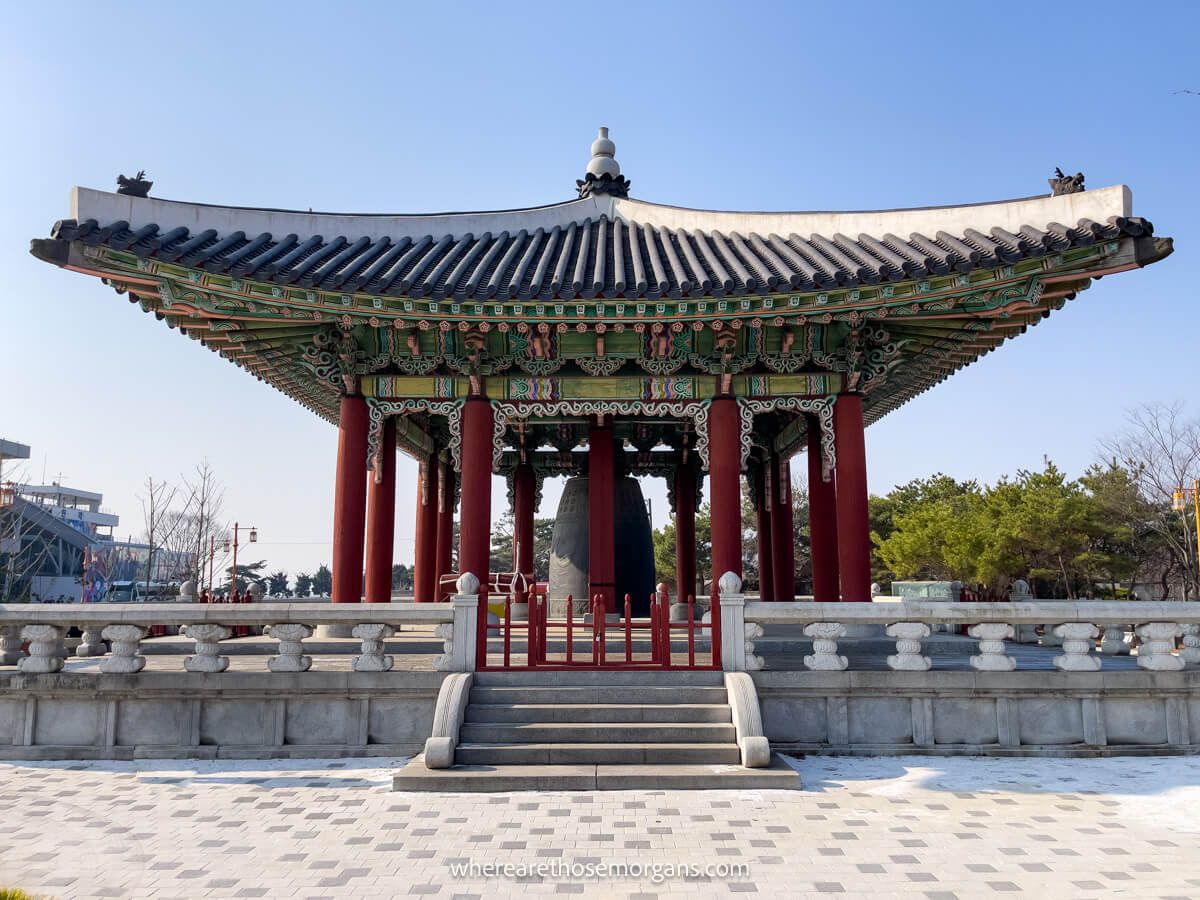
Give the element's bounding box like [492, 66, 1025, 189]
[2, 663, 1197, 760]
[2, 620, 1197, 760]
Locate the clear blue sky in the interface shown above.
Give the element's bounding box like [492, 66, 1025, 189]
[2, 1, 1197, 578]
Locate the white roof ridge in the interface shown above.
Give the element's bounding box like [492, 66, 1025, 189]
[70, 185, 1132, 245]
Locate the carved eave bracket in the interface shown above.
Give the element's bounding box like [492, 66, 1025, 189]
[366, 398, 464, 482]
[301, 326, 363, 394]
[494, 400, 715, 472]
[502, 465, 547, 512]
[743, 396, 836, 481]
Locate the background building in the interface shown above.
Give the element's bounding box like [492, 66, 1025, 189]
[0, 442, 192, 602]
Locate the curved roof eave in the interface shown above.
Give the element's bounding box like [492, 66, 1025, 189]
[71, 184, 1133, 245]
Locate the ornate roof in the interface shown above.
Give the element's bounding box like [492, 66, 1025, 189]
[41, 186, 1157, 302]
[28, 131, 1173, 459]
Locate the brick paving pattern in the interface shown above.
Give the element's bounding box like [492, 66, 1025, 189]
[1, 755, 1197, 898]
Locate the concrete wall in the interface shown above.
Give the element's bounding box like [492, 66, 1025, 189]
[755, 670, 1200, 757]
[0, 671, 445, 760]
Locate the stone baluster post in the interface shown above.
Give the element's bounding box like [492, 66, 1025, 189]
[75, 627, 108, 657]
[968, 623, 1015, 671]
[433, 622, 455, 670]
[743, 621, 764, 671]
[1052, 623, 1100, 672]
[265, 624, 313, 672]
[886, 622, 932, 671]
[1134, 623, 1184, 671]
[1, 624, 25, 666]
[352, 624, 395, 672]
[716, 572, 762, 671]
[100, 625, 147, 673]
[182, 624, 231, 673]
[1100, 624, 1130, 655]
[803, 622, 847, 671]
[717, 573, 745, 668]
[18, 625, 65, 673]
[1179, 623, 1200, 666]
[442, 573, 480, 671]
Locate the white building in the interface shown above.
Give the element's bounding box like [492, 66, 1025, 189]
[15, 483, 120, 542]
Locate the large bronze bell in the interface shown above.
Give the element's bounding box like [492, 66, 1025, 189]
[548, 476, 655, 615]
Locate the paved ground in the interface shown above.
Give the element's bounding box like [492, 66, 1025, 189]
[2, 754, 1197, 899]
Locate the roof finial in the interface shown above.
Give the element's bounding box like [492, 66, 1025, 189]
[1048, 167, 1085, 196]
[577, 126, 630, 199]
[116, 170, 152, 198]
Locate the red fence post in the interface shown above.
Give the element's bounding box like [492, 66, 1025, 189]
[659, 588, 671, 668]
[686, 594, 696, 668]
[624, 594, 632, 664]
[475, 580, 488, 671]
[594, 594, 605, 666]
[503, 595, 512, 669]
[566, 594, 574, 665]
[649, 593, 659, 664]
[530, 593, 540, 668]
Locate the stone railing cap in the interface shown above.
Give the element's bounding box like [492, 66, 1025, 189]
[0, 601, 454, 626]
[742, 599, 1200, 625]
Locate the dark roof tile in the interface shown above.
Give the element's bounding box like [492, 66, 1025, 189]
[46, 209, 1157, 302]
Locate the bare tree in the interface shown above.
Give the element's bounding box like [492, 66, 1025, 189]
[139, 476, 180, 597]
[156, 461, 226, 590]
[1099, 402, 1200, 599]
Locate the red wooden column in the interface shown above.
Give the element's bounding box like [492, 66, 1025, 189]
[588, 417, 616, 612]
[332, 394, 369, 603]
[770, 451, 796, 602]
[435, 457, 455, 600]
[708, 397, 743, 582]
[753, 463, 775, 600]
[513, 463, 535, 595]
[458, 397, 493, 593]
[364, 417, 396, 603]
[673, 458, 698, 602]
[413, 454, 439, 602]
[834, 394, 871, 602]
[807, 422, 840, 601]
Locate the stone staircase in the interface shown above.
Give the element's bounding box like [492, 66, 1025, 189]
[393, 671, 802, 791]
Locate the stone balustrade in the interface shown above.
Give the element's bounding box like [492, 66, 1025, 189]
[6, 590, 1199, 679]
[0, 600, 474, 675]
[714, 576, 1200, 674]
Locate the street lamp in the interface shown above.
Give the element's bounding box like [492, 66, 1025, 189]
[1173, 480, 1200, 586]
[223, 522, 258, 600]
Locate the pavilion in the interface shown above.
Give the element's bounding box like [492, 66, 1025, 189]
[30, 130, 1172, 618]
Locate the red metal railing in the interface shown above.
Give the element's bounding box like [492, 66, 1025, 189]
[480, 588, 720, 670]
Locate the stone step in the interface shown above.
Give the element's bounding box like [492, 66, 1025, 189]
[459, 722, 737, 745]
[468, 685, 729, 705]
[392, 757, 803, 792]
[466, 703, 732, 723]
[472, 670, 723, 687]
[454, 742, 742, 765]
